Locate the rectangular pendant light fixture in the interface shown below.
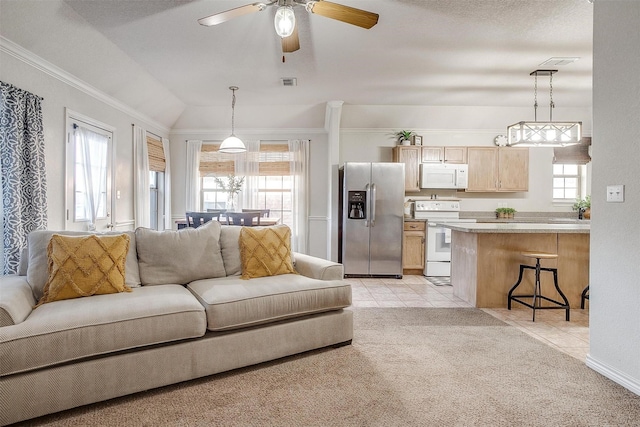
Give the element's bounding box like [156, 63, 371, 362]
[507, 70, 582, 147]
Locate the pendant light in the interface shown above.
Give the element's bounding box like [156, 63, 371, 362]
[507, 70, 582, 147]
[274, 5, 296, 38]
[219, 86, 246, 154]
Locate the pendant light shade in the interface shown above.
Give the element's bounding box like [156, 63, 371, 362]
[219, 86, 246, 154]
[507, 70, 582, 147]
[274, 6, 295, 38]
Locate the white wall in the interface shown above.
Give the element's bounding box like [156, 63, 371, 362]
[587, 1, 640, 395]
[0, 49, 168, 231]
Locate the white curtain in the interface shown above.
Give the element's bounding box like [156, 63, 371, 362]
[235, 140, 260, 211]
[289, 139, 309, 253]
[185, 139, 202, 211]
[76, 127, 109, 231]
[162, 137, 172, 230]
[133, 125, 150, 228]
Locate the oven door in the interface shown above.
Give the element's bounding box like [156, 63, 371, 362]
[427, 223, 452, 262]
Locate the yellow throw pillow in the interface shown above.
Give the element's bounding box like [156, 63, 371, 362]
[239, 225, 296, 280]
[35, 234, 132, 307]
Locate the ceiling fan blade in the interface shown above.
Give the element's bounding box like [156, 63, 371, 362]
[282, 24, 300, 53]
[198, 2, 272, 27]
[308, 1, 379, 29]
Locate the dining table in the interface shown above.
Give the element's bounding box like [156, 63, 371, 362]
[176, 216, 280, 229]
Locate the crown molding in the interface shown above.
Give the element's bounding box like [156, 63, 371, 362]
[0, 36, 170, 133]
[169, 128, 327, 136]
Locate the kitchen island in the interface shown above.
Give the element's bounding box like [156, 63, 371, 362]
[440, 223, 590, 309]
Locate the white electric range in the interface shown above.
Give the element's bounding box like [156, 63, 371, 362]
[414, 199, 476, 277]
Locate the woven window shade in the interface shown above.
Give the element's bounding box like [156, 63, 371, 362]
[200, 144, 235, 176]
[198, 143, 293, 176]
[553, 137, 592, 165]
[259, 143, 292, 176]
[147, 135, 166, 172]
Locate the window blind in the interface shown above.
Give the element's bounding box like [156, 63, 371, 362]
[553, 137, 591, 165]
[259, 143, 292, 176]
[146, 135, 166, 172]
[199, 144, 235, 176]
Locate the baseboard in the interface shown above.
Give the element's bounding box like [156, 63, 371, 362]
[586, 354, 640, 396]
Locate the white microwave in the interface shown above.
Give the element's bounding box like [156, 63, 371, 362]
[419, 163, 468, 189]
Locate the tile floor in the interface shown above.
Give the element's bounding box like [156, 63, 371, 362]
[347, 275, 590, 362]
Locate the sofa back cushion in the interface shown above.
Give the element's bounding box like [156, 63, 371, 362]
[135, 220, 226, 285]
[220, 225, 242, 276]
[27, 230, 141, 301]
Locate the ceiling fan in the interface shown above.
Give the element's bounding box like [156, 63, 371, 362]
[198, 0, 379, 54]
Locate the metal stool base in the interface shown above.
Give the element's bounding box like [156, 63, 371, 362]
[508, 262, 570, 322]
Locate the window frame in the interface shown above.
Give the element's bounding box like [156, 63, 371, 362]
[552, 163, 586, 204]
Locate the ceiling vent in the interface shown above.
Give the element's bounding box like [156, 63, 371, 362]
[281, 77, 298, 86]
[539, 57, 580, 67]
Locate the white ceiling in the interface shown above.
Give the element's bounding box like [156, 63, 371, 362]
[1, 0, 593, 126]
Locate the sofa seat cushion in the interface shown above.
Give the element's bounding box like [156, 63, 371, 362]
[188, 275, 352, 331]
[0, 285, 206, 377]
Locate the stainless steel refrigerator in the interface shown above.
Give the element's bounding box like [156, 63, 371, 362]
[338, 162, 404, 278]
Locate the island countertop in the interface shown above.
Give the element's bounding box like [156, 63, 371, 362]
[436, 222, 590, 234]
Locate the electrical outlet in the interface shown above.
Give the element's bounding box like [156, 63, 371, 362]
[606, 185, 624, 202]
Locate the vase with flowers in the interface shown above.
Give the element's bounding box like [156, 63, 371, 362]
[214, 174, 245, 212]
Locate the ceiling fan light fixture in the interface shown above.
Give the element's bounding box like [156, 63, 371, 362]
[274, 5, 295, 38]
[219, 86, 246, 154]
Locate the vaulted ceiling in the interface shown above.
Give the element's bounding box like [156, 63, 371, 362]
[0, 0, 593, 128]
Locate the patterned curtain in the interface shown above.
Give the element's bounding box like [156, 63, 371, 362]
[0, 81, 48, 274]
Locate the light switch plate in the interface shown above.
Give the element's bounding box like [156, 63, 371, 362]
[606, 185, 624, 202]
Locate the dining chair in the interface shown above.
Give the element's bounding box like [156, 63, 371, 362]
[225, 212, 261, 226]
[241, 208, 270, 218]
[186, 211, 221, 228]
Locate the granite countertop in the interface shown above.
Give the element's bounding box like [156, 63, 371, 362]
[435, 222, 590, 234]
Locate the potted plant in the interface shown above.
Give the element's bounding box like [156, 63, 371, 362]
[495, 207, 517, 219]
[394, 130, 416, 146]
[572, 195, 591, 219]
[214, 174, 245, 211]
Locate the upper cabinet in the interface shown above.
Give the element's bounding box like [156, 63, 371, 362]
[421, 146, 467, 164]
[392, 146, 421, 192]
[466, 147, 529, 192]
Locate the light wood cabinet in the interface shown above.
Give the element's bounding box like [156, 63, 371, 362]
[403, 221, 426, 271]
[421, 147, 443, 163]
[393, 146, 421, 192]
[421, 146, 467, 164]
[466, 147, 529, 192]
[444, 147, 467, 164]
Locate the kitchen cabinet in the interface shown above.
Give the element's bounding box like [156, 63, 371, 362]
[403, 221, 426, 272]
[393, 146, 421, 192]
[466, 147, 529, 192]
[421, 146, 467, 164]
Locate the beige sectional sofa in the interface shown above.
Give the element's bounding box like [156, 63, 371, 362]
[0, 221, 352, 425]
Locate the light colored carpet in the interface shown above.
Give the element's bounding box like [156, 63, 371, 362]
[21, 308, 640, 426]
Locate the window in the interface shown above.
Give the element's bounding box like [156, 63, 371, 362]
[552, 138, 591, 202]
[198, 142, 295, 227]
[147, 134, 166, 230]
[65, 110, 114, 231]
[553, 164, 581, 201]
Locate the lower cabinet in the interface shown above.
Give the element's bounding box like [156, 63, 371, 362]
[403, 221, 426, 272]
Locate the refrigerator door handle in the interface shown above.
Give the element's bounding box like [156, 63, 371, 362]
[364, 183, 370, 227]
[370, 183, 377, 227]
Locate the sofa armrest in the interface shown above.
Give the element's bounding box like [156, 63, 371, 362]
[293, 252, 344, 281]
[0, 275, 35, 326]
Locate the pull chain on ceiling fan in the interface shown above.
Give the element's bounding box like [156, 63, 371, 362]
[198, 0, 379, 54]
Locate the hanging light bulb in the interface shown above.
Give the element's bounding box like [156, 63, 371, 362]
[219, 86, 246, 154]
[274, 6, 295, 38]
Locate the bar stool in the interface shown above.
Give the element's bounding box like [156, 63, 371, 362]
[508, 252, 570, 322]
[581, 285, 590, 309]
